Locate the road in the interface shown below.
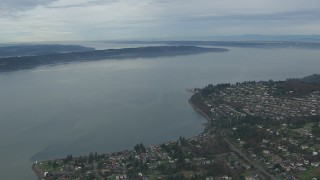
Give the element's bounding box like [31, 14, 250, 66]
[93, 161, 104, 180]
[223, 136, 277, 180]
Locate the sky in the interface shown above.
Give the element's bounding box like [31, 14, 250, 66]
[0, 0, 320, 42]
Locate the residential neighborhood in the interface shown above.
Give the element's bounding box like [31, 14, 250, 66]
[34, 79, 320, 180]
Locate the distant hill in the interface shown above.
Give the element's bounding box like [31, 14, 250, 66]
[287, 74, 320, 85]
[301, 74, 320, 84]
[123, 41, 320, 49]
[0, 46, 228, 72]
[0, 44, 95, 58]
[202, 35, 320, 43]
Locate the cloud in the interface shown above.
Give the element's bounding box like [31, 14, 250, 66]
[0, 0, 57, 14]
[46, 0, 117, 9]
[0, 0, 320, 42]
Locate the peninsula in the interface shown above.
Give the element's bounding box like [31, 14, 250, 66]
[0, 46, 228, 72]
[0, 44, 95, 58]
[120, 41, 320, 49]
[33, 75, 320, 180]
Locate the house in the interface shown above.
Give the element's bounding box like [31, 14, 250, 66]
[311, 162, 320, 167]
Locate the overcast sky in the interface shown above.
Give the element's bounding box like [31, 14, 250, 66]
[1, 0, 320, 42]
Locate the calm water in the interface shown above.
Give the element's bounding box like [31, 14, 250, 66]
[0, 47, 319, 179]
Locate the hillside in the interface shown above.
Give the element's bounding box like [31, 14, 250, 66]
[0, 44, 95, 57]
[0, 46, 228, 72]
[301, 74, 320, 84]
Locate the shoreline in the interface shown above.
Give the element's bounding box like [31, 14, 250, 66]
[32, 163, 44, 180]
[32, 94, 210, 178]
[188, 98, 212, 132]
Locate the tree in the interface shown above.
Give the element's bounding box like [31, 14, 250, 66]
[52, 160, 58, 169]
[88, 153, 94, 163]
[134, 143, 146, 154]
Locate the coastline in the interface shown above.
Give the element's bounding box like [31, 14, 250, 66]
[32, 94, 210, 178]
[32, 163, 44, 180]
[189, 95, 276, 179]
[30, 77, 320, 179]
[188, 98, 212, 132]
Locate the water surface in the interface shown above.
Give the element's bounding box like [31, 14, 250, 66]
[0, 47, 319, 179]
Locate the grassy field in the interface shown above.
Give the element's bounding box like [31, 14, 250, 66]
[298, 166, 320, 180]
[38, 161, 61, 172]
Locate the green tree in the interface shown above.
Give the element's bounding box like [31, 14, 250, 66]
[88, 152, 94, 163]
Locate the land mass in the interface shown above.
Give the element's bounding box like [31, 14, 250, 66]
[0, 46, 228, 72]
[33, 74, 320, 180]
[0, 44, 95, 58]
[121, 41, 320, 49]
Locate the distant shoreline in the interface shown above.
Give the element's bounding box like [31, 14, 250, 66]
[0, 46, 228, 73]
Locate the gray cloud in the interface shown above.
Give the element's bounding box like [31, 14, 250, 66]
[1, 0, 56, 9]
[0, 0, 57, 15]
[0, 0, 320, 42]
[176, 10, 320, 22]
[46, 0, 117, 9]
